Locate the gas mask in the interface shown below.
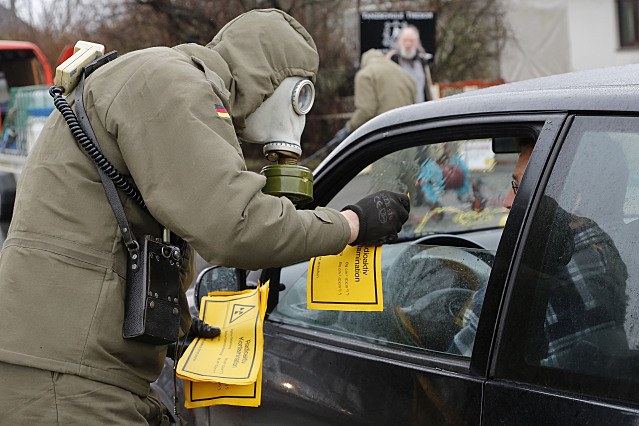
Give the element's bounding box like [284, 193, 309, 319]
[240, 77, 316, 204]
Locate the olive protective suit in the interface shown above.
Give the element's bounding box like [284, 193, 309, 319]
[346, 48, 416, 132]
[0, 8, 350, 410]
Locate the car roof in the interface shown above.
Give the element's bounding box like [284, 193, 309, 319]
[0, 40, 43, 51]
[348, 63, 639, 141]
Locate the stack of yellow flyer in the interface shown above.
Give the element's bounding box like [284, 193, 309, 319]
[176, 282, 269, 408]
[307, 245, 383, 311]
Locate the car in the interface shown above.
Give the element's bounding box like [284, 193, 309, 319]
[189, 63, 639, 425]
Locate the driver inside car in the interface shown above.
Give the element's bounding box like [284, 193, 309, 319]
[448, 140, 628, 370]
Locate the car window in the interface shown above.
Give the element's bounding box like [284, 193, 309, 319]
[495, 116, 639, 402]
[326, 140, 515, 241]
[270, 139, 520, 357]
[270, 242, 495, 356]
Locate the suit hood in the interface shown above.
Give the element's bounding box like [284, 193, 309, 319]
[206, 9, 319, 132]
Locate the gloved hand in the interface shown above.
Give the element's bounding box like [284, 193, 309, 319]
[327, 126, 350, 147]
[342, 190, 410, 246]
[190, 317, 221, 339]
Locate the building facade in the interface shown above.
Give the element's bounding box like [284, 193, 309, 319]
[500, 0, 639, 81]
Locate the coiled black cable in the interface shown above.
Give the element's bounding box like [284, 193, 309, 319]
[49, 86, 147, 211]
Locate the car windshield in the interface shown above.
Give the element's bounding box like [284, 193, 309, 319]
[325, 140, 518, 240]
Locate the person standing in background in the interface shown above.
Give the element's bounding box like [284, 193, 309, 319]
[328, 48, 416, 146]
[386, 25, 435, 103]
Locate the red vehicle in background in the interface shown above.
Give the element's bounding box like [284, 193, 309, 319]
[56, 44, 74, 67]
[0, 40, 53, 131]
[0, 40, 53, 85]
[0, 41, 54, 220]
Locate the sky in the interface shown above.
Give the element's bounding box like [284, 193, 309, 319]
[3, 0, 68, 29]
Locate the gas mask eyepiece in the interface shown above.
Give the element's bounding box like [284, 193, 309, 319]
[291, 79, 315, 115]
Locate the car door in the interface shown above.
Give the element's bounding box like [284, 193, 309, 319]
[203, 113, 566, 425]
[485, 115, 639, 424]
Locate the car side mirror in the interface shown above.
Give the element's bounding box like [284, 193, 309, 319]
[194, 266, 243, 311]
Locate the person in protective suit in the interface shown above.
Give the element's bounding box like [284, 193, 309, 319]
[328, 48, 416, 146]
[0, 9, 409, 424]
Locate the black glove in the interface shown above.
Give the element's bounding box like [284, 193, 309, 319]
[327, 126, 350, 147]
[342, 190, 410, 246]
[190, 317, 221, 339]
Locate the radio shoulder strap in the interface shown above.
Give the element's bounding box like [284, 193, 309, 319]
[74, 70, 141, 269]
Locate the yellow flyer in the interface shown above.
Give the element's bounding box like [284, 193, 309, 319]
[176, 282, 269, 386]
[307, 245, 383, 311]
[184, 368, 262, 408]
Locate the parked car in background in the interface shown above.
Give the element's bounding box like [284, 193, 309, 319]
[0, 40, 54, 220]
[188, 64, 639, 424]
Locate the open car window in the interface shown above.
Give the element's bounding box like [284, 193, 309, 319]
[270, 138, 524, 357]
[325, 140, 517, 243]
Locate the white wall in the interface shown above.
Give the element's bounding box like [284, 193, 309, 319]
[500, 0, 571, 82]
[567, 0, 639, 70]
[500, 0, 639, 82]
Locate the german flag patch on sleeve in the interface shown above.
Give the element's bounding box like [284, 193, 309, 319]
[215, 104, 230, 119]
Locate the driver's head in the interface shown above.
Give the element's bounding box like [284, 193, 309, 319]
[503, 142, 534, 210]
[396, 26, 421, 60]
